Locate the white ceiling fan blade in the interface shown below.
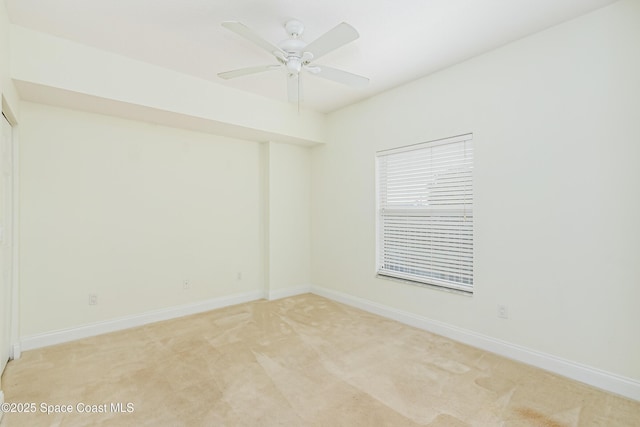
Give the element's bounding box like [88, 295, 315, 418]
[218, 65, 280, 80]
[311, 65, 369, 88]
[222, 21, 284, 57]
[305, 22, 359, 61]
[287, 74, 303, 103]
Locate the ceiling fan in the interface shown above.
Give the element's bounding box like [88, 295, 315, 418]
[218, 20, 369, 104]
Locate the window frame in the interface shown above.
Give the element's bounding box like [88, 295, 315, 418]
[375, 133, 474, 294]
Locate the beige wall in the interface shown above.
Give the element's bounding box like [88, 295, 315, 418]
[0, 0, 19, 110]
[19, 102, 265, 336]
[311, 0, 640, 381]
[264, 142, 311, 296]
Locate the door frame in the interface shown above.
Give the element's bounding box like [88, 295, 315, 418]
[2, 99, 19, 362]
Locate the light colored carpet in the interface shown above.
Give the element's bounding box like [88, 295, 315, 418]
[1, 294, 638, 426]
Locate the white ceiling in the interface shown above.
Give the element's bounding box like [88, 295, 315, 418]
[6, 0, 617, 113]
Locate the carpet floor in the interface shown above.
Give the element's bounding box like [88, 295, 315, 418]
[1, 294, 638, 426]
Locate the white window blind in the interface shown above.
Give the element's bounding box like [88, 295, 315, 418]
[376, 134, 473, 292]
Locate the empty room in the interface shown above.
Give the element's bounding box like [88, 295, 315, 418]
[1, 0, 639, 425]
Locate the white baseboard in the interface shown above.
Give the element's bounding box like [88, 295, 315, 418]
[20, 290, 265, 352]
[267, 284, 312, 301]
[310, 285, 640, 402]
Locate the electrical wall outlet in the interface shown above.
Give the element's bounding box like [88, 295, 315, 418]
[497, 304, 508, 319]
[183, 280, 190, 290]
[236, 272, 242, 280]
[89, 294, 98, 305]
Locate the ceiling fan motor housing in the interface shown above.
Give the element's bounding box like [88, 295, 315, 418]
[279, 37, 308, 74]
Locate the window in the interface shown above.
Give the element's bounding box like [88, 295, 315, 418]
[376, 134, 473, 293]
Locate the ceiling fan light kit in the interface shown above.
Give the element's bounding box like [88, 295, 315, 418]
[218, 19, 369, 104]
